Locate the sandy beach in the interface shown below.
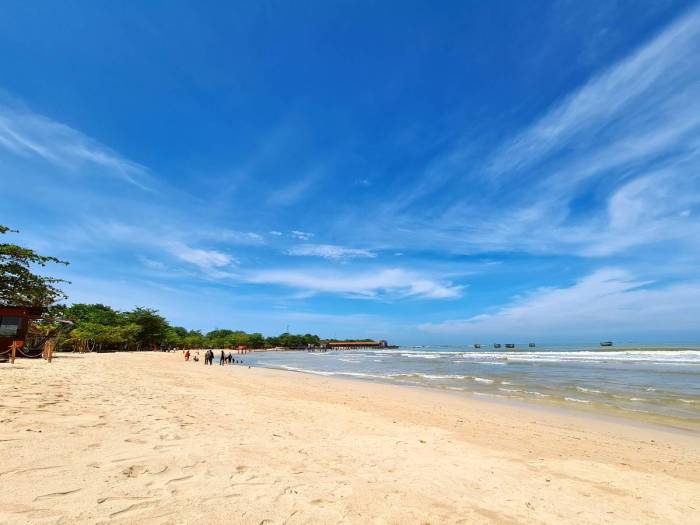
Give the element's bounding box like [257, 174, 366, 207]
[1, 353, 698, 524]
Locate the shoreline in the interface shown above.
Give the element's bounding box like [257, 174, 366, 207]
[255, 360, 700, 437]
[2, 352, 698, 524]
[239, 348, 700, 433]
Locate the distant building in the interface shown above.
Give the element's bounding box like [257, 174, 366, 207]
[325, 340, 389, 349]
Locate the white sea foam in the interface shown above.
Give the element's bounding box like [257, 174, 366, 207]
[565, 397, 590, 403]
[576, 386, 603, 393]
[389, 373, 469, 380]
[277, 365, 336, 376]
[337, 371, 388, 379]
[525, 390, 550, 397]
[444, 350, 700, 364]
[473, 377, 494, 384]
[473, 392, 505, 398]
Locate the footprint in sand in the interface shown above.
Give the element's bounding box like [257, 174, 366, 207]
[109, 500, 157, 518]
[33, 488, 82, 501]
[166, 474, 194, 484]
[122, 465, 148, 478]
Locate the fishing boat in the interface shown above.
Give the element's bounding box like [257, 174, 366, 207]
[473, 343, 481, 348]
[505, 343, 515, 349]
[493, 343, 501, 349]
[600, 341, 613, 347]
[528, 343, 536, 347]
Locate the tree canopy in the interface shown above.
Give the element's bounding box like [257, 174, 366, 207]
[0, 225, 69, 307]
[49, 303, 323, 352]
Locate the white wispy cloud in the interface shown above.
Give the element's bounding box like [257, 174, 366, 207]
[487, 7, 700, 177]
[287, 243, 376, 260]
[354, 6, 700, 262]
[419, 268, 700, 339]
[203, 229, 265, 245]
[469, 6, 700, 257]
[139, 256, 167, 270]
[165, 242, 235, 269]
[266, 169, 322, 206]
[289, 230, 314, 241]
[76, 220, 238, 277]
[247, 268, 462, 299]
[0, 99, 150, 189]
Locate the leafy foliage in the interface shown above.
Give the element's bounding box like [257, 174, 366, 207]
[0, 226, 69, 306]
[51, 302, 323, 351]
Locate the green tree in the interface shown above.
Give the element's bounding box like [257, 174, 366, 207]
[165, 326, 188, 348]
[123, 307, 169, 349]
[0, 226, 69, 306]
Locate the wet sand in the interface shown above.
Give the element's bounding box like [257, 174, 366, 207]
[1, 352, 698, 524]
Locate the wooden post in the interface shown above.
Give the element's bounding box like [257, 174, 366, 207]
[10, 341, 18, 364]
[44, 340, 55, 363]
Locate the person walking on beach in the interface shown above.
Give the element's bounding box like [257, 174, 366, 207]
[184, 350, 190, 361]
[219, 350, 225, 365]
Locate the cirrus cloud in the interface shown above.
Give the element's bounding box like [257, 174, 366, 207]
[286, 243, 376, 260]
[247, 267, 461, 299]
[419, 269, 700, 340]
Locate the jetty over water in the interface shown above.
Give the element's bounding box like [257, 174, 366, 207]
[325, 340, 390, 349]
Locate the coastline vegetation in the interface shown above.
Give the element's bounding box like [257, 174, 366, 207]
[48, 302, 323, 351]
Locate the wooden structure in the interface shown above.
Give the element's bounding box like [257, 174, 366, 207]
[325, 340, 389, 349]
[0, 306, 44, 362]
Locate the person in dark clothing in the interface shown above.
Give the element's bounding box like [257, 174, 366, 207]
[219, 350, 225, 366]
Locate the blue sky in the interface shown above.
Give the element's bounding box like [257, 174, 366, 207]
[2, 1, 700, 343]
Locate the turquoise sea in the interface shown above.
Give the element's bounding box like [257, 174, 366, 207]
[245, 344, 700, 430]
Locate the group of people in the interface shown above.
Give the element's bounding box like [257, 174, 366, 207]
[183, 349, 244, 366]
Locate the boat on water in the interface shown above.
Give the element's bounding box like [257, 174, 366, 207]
[505, 343, 515, 349]
[528, 343, 536, 347]
[600, 341, 613, 347]
[473, 343, 481, 348]
[493, 343, 501, 349]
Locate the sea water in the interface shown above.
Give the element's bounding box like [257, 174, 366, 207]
[245, 344, 700, 429]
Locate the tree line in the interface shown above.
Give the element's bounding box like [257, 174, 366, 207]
[46, 303, 322, 352]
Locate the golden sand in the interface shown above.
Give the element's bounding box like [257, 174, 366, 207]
[1, 352, 698, 524]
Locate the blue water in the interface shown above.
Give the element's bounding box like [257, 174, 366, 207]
[244, 344, 700, 428]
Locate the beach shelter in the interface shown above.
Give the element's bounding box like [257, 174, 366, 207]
[0, 306, 45, 362]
